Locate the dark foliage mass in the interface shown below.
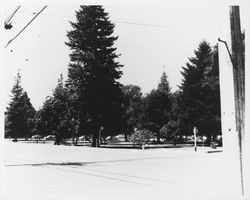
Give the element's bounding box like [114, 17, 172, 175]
[178, 41, 221, 144]
[5, 72, 36, 140]
[143, 72, 172, 142]
[65, 6, 125, 146]
[5, 6, 222, 146]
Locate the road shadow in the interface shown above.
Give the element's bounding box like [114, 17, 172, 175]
[5, 154, 196, 167]
[4, 161, 94, 167]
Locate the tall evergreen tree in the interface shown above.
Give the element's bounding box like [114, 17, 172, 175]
[65, 6, 124, 147]
[144, 71, 172, 142]
[201, 45, 221, 142]
[178, 41, 221, 144]
[36, 75, 73, 144]
[21, 92, 36, 138]
[158, 71, 171, 94]
[5, 72, 36, 140]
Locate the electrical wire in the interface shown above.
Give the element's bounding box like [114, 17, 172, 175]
[5, 5, 21, 24]
[5, 6, 48, 48]
[24, 12, 196, 31]
[113, 20, 196, 31]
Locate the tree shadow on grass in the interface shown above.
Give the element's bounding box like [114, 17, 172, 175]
[5, 161, 94, 167]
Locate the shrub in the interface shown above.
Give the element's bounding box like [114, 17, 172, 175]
[160, 120, 178, 139]
[130, 129, 155, 147]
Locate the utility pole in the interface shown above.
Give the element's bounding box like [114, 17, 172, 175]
[230, 6, 245, 196]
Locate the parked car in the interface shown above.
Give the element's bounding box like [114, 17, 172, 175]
[43, 135, 56, 141]
[186, 135, 194, 142]
[197, 136, 207, 143]
[79, 135, 91, 141]
[31, 135, 42, 140]
[216, 135, 222, 146]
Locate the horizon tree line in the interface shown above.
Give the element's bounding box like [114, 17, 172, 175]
[5, 6, 221, 146]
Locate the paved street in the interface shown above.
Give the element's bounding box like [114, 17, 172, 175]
[1, 140, 244, 200]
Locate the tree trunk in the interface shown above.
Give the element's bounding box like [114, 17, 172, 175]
[124, 132, 128, 142]
[173, 137, 177, 146]
[91, 132, 99, 147]
[206, 134, 211, 146]
[212, 132, 216, 142]
[157, 133, 160, 143]
[54, 134, 60, 145]
[201, 133, 204, 146]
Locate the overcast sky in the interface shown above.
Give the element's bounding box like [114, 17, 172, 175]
[3, 1, 246, 110]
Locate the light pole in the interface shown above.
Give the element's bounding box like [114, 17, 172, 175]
[98, 126, 104, 147]
[193, 126, 198, 152]
[72, 118, 75, 146]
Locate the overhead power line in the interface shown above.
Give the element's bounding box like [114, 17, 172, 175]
[27, 12, 71, 19]
[25, 11, 196, 31]
[4, 5, 21, 30]
[5, 5, 48, 48]
[113, 20, 196, 31]
[5, 5, 21, 24]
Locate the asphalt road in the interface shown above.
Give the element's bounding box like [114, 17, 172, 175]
[1, 140, 244, 200]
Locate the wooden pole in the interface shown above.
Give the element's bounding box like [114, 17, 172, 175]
[230, 6, 245, 195]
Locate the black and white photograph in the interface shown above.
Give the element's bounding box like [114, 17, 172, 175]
[1, 0, 249, 199]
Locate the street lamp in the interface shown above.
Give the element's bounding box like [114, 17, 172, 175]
[98, 126, 104, 147]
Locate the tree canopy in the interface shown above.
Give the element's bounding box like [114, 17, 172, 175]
[65, 6, 124, 146]
[143, 71, 172, 142]
[5, 72, 36, 140]
[178, 41, 221, 144]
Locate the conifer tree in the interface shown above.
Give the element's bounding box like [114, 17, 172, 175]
[65, 6, 124, 147]
[144, 71, 172, 143]
[158, 71, 171, 94]
[36, 75, 72, 144]
[178, 41, 221, 144]
[5, 72, 35, 140]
